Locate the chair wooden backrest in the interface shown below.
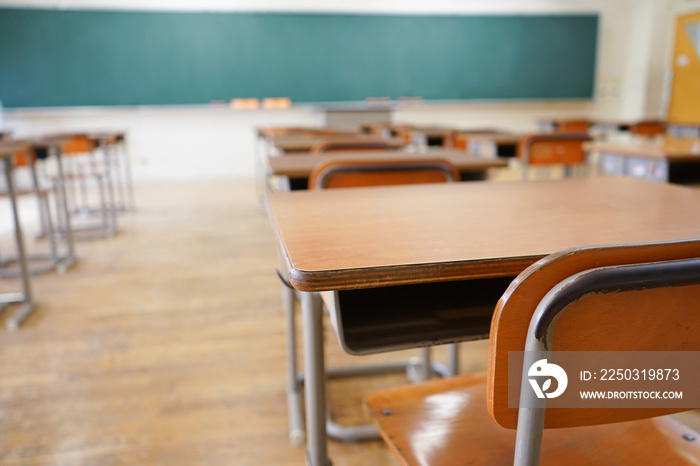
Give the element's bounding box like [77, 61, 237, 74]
[517, 132, 590, 180]
[488, 238, 700, 431]
[13, 147, 35, 168]
[310, 138, 398, 154]
[557, 120, 591, 132]
[517, 132, 590, 167]
[629, 120, 667, 137]
[61, 134, 96, 155]
[308, 158, 460, 190]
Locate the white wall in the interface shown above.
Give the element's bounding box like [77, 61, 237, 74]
[4, 105, 325, 182]
[0, 0, 672, 181]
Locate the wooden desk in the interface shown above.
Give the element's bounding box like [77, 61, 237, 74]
[267, 149, 507, 190]
[0, 140, 36, 330]
[269, 134, 405, 153]
[586, 139, 700, 184]
[462, 132, 522, 157]
[267, 176, 700, 465]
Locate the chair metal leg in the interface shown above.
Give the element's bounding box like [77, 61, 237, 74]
[447, 343, 459, 376]
[32, 164, 58, 269]
[300, 291, 331, 466]
[102, 141, 119, 233]
[120, 139, 135, 211]
[407, 347, 433, 382]
[326, 419, 378, 442]
[96, 173, 111, 237]
[66, 156, 80, 214]
[78, 165, 90, 215]
[111, 142, 127, 211]
[54, 148, 76, 263]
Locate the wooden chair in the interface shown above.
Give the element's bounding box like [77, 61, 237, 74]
[309, 158, 460, 189]
[366, 238, 700, 465]
[310, 138, 398, 154]
[517, 132, 590, 180]
[282, 158, 461, 445]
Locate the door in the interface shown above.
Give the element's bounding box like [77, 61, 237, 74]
[667, 11, 700, 124]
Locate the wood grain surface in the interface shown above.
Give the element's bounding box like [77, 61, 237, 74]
[269, 134, 406, 152]
[1, 180, 441, 465]
[585, 138, 700, 161]
[366, 373, 700, 466]
[267, 149, 507, 178]
[267, 177, 700, 291]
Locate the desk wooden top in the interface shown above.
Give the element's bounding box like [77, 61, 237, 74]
[269, 135, 406, 152]
[0, 140, 30, 158]
[465, 133, 522, 145]
[398, 126, 455, 137]
[585, 139, 700, 162]
[267, 150, 507, 178]
[18, 135, 74, 148]
[268, 177, 700, 291]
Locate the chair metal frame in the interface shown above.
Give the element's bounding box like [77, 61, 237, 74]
[55, 135, 118, 240]
[515, 257, 700, 465]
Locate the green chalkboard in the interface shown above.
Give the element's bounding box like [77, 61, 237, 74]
[0, 8, 598, 108]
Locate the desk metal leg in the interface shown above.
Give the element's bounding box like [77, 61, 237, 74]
[101, 140, 118, 235]
[284, 285, 305, 446]
[53, 147, 76, 270]
[300, 291, 331, 466]
[121, 139, 135, 211]
[2, 157, 35, 330]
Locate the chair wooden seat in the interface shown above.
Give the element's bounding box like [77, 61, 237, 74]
[367, 373, 700, 466]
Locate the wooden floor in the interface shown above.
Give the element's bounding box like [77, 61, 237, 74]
[0, 180, 490, 465]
